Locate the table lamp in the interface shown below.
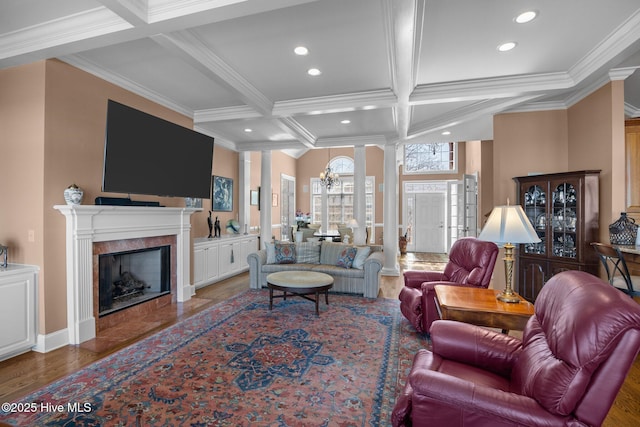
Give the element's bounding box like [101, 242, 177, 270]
[478, 202, 541, 303]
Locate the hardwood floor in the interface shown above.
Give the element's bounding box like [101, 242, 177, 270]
[0, 254, 638, 426]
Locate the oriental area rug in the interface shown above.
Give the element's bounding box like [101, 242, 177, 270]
[0, 290, 428, 426]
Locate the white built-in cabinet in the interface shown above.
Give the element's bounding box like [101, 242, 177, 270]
[0, 264, 38, 361]
[193, 234, 258, 289]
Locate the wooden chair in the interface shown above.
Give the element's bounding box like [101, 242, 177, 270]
[591, 242, 640, 298]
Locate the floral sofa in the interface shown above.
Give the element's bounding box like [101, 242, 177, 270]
[247, 241, 384, 298]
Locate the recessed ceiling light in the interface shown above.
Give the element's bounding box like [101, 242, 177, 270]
[308, 68, 322, 76]
[497, 42, 517, 52]
[294, 46, 308, 55]
[442, 131, 451, 136]
[362, 105, 376, 110]
[341, 119, 351, 124]
[244, 128, 252, 132]
[515, 11, 537, 24]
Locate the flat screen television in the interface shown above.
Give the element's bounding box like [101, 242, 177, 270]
[102, 100, 214, 199]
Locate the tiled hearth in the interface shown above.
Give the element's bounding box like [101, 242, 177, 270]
[55, 205, 198, 345]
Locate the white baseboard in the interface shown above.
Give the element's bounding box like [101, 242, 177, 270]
[33, 329, 69, 353]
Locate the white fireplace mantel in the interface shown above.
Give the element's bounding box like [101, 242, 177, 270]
[55, 205, 198, 344]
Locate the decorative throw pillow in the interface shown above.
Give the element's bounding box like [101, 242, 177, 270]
[352, 246, 372, 269]
[275, 243, 297, 264]
[336, 246, 358, 268]
[265, 242, 277, 264]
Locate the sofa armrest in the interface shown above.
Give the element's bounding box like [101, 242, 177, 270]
[430, 320, 522, 377]
[247, 250, 267, 289]
[362, 250, 384, 298]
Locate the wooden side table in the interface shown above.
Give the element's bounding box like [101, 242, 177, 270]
[434, 285, 534, 333]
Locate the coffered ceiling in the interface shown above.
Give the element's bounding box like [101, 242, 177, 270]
[2, 0, 640, 157]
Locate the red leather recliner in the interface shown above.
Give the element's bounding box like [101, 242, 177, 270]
[392, 270, 640, 427]
[399, 237, 499, 333]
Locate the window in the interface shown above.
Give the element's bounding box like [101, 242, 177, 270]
[310, 157, 374, 231]
[403, 142, 457, 174]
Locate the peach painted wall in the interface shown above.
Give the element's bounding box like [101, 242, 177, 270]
[0, 62, 46, 267]
[567, 81, 626, 242]
[209, 145, 239, 234]
[295, 146, 385, 244]
[492, 110, 569, 206]
[0, 59, 219, 335]
[0, 62, 47, 325]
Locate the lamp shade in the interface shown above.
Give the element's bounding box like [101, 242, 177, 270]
[347, 219, 359, 229]
[478, 204, 541, 244]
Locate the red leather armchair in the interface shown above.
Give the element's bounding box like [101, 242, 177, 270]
[399, 237, 499, 333]
[392, 270, 640, 427]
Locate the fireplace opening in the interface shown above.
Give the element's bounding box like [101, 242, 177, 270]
[98, 245, 171, 317]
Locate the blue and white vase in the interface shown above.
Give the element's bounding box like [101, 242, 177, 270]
[64, 184, 84, 205]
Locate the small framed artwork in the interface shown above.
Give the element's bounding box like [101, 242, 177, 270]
[185, 197, 203, 208]
[250, 190, 259, 206]
[212, 175, 233, 212]
[272, 193, 278, 207]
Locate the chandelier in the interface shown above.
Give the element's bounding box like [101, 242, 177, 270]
[319, 166, 339, 190]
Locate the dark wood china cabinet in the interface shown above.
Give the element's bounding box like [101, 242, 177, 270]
[513, 170, 600, 303]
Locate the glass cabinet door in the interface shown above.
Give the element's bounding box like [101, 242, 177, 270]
[522, 184, 547, 255]
[550, 181, 578, 260]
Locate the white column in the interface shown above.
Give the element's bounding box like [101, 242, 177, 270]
[382, 144, 400, 276]
[321, 186, 329, 233]
[239, 152, 250, 234]
[353, 145, 367, 245]
[260, 151, 272, 246]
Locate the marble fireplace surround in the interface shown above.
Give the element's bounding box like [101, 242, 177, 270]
[55, 205, 198, 345]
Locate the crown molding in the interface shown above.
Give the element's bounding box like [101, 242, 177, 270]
[275, 117, 317, 148]
[410, 72, 574, 105]
[625, 102, 640, 118]
[568, 9, 640, 85]
[98, 0, 148, 25]
[0, 7, 131, 60]
[193, 125, 237, 151]
[151, 30, 274, 115]
[272, 89, 397, 116]
[148, 0, 247, 23]
[504, 101, 568, 114]
[408, 96, 539, 139]
[194, 105, 261, 122]
[60, 54, 194, 117]
[235, 140, 307, 152]
[315, 135, 388, 148]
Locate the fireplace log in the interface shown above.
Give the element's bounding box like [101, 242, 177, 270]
[112, 271, 149, 298]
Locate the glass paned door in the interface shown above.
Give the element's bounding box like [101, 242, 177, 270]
[522, 184, 547, 255]
[550, 181, 578, 259]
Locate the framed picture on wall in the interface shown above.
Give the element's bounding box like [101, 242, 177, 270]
[250, 190, 259, 206]
[212, 175, 233, 212]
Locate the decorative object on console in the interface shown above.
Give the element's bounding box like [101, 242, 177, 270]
[63, 183, 83, 205]
[478, 202, 541, 303]
[185, 198, 202, 208]
[212, 175, 233, 212]
[207, 211, 213, 238]
[609, 212, 638, 245]
[0, 244, 7, 268]
[214, 216, 221, 237]
[226, 219, 240, 234]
